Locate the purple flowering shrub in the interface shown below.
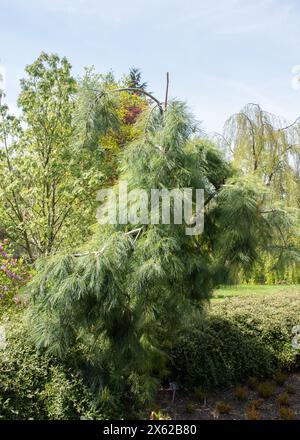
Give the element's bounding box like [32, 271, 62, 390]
[0, 239, 32, 305]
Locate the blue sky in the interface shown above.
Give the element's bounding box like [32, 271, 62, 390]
[0, 0, 300, 133]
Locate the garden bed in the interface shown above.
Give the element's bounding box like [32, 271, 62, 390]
[153, 372, 300, 420]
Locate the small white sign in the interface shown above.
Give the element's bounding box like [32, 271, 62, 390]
[292, 325, 300, 349]
[0, 325, 6, 350]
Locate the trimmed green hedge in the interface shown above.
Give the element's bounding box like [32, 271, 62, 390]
[1, 292, 300, 418]
[0, 312, 119, 420]
[170, 293, 300, 389]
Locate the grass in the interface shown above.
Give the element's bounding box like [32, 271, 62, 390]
[212, 284, 300, 301]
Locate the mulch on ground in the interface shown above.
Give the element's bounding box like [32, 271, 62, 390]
[151, 374, 300, 420]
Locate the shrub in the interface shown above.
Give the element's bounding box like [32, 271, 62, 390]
[216, 401, 231, 415]
[247, 377, 259, 389]
[211, 294, 300, 370]
[245, 405, 261, 420]
[256, 381, 275, 399]
[0, 239, 31, 310]
[0, 311, 125, 419]
[251, 399, 264, 409]
[285, 384, 296, 395]
[277, 393, 289, 406]
[170, 317, 275, 389]
[170, 293, 300, 390]
[149, 411, 171, 420]
[185, 403, 194, 414]
[194, 386, 207, 402]
[278, 406, 295, 420]
[234, 386, 249, 401]
[274, 371, 288, 386]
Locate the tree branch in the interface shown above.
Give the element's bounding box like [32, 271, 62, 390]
[95, 87, 164, 114]
[73, 228, 143, 258]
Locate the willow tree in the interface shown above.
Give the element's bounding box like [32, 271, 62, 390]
[221, 103, 300, 282]
[222, 103, 300, 205]
[28, 85, 295, 409]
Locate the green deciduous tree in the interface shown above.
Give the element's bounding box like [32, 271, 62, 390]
[74, 67, 149, 183]
[0, 53, 108, 260]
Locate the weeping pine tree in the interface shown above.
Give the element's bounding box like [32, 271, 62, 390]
[28, 74, 298, 408]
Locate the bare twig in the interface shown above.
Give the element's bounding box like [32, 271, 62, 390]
[278, 116, 300, 132]
[164, 72, 169, 111]
[94, 87, 164, 114]
[260, 208, 277, 214]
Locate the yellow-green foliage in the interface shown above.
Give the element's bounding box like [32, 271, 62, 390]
[278, 406, 295, 420]
[99, 87, 148, 180]
[226, 103, 300, 287]
[150, 411, 171, 420]
[240, 254, 300, 285]
[277, 392, 289, 406]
